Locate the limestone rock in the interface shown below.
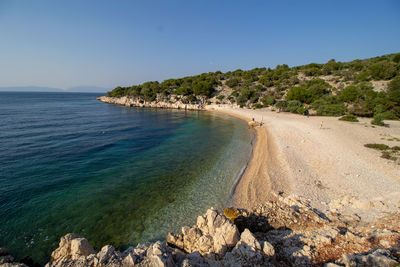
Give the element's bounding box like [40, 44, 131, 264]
[97, 96, 205, 111]
[231, 229, 263, 264]
[261, 241, 275, 257]
[97, 245, 122, 265]
[139, 241, 174, 267]
[50, 233, 94, 262]
[70, 238, 95, 259]
[167, 208, 239, 258]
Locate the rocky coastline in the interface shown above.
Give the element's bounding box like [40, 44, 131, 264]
[2, 193, 399, 267]
[96, 96, 208, 111]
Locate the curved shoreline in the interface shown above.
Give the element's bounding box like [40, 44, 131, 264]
[225, 128, 255, 207]
[208, 105, 400, 220]
[96, 97, 400, 218]
[209, 108, 275, 209]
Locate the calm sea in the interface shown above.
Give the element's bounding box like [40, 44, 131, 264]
[0, 92, 252, 264]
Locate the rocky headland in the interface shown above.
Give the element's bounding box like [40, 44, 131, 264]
[96, 96, 207, 111]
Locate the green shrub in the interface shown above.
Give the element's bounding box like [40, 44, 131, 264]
[339, 85, 362, 102]
[322, 59, 342, 74]
[187, 95, 197, 104]
[216, 95, 225, 101]
[371, 113, 385, 126]
[259, 74, 274, 87]
[175, 86, 193, 96]
[236, 95, 247, 106]
[393, 53, 400, 63]
[260, 96, 275, 107]
[305, 78, 331, 97]
[388, 76, 400, 105]
[381, 151, 397, 161]
[356, 71, 370, 81]
[276, 100, 288, 111]
[255, 84, 266, 91]
[317, 104, 345, 116]
[348, 59, 364, 72]
[392, 146, 400, 151]
[287, 86, 313, 103]
[240, 87, 255, 100]
[369, 61, 397, 80]
[230, 90, 239, 97]
[296, 106, 307, 115]
[311, 99, 327, 110]
[249, 94, 259, 103]
[303, 65, 322, 76]
[253, 103, 264, 109]
[339, 114, 359, 122]
[380, 111, 398, 120]
[364, 143, 389, 150]
[357, 81, 374, 91]
[226, 77, 240, 88]
[193, 81, 214, 97]
[287, 100, 303, 113]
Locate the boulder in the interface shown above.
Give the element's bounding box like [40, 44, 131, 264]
[138, 241, 174, 267]
[97, 245, 122, 265]
[225, 229, 266, 265]
[70, 238, 95, 259]
[50, 233, 94, 262]
[167, 208, 239, 258]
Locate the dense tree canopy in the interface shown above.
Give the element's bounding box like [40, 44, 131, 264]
[106, 52, 400, 119]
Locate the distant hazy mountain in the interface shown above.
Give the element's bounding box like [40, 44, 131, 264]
[0, 86, 65, 92]
[0, 86, 109, 93]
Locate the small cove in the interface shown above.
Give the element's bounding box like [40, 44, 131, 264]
[0, 92, 252, 264]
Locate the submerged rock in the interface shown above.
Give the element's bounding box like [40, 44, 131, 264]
[0, 247, 28, 267]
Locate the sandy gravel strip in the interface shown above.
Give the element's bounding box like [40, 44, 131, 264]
[208, 105, 400, 221]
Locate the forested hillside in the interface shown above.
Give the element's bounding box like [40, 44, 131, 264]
[106, 53, 400, 122]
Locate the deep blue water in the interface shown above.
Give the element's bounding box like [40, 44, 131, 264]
[0, 92, 252, 264]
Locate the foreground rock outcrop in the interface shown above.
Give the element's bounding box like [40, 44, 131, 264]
[4, 193, 400, 266]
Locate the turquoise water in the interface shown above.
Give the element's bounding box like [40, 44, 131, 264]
[0, 92, 253, 264]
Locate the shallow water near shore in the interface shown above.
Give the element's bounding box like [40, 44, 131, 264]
[0, 92, 252, 264]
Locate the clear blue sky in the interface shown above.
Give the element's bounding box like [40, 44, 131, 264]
[0, 0, 399, 89]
